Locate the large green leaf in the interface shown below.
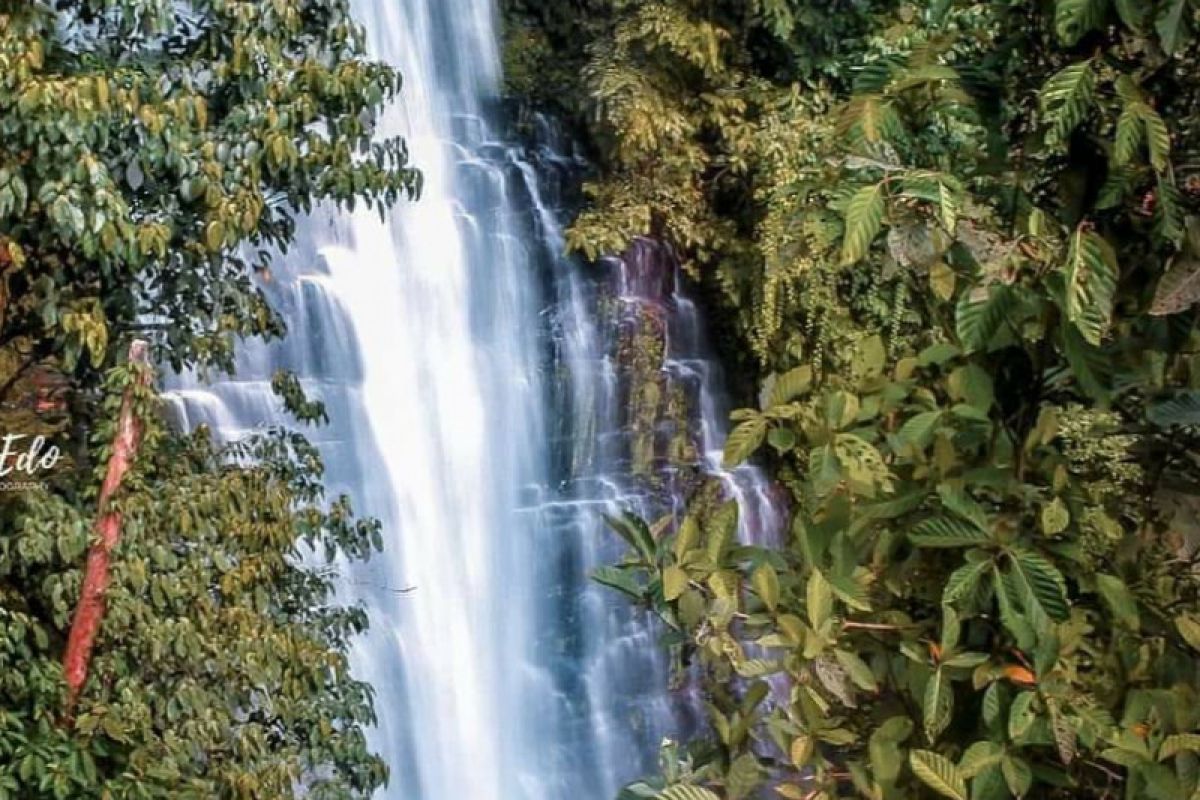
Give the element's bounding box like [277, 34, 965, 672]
[943, 557, 992, 606]
[592, 566, 644, 600]
[1008, 547, 1070, 622]
[1055, 0, 1108, 44]
[1061, 320, 1111, 401]
[723, 415, 767, 467]
[955, 284, 1015, 352]
[1040, 59, 1096, 145]
[1096, 573, 1139, 630]
[768, 365, 814, 406]
[603, 511, 658, 564]
[1156, 0, 1192, 54]
[910, 750, 968, 800]
[1064, 229, 1119, 346]
[909, 516, 991, 548]
[923, 667, 953, 741]
[1147, 391, 1200, 427]
[841, 181, 887, 264]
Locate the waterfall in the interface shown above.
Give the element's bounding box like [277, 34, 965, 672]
[163, 1, 783, 798]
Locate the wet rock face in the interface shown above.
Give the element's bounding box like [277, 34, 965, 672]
[595, 237, 786, 546]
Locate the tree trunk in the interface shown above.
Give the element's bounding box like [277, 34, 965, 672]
[63, 340, 151, 711]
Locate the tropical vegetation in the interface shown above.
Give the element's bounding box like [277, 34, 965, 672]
[503, 1, 1200, 798]
[0, 2, 415, 796]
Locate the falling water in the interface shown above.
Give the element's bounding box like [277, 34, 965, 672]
[164, 1, 783, 798]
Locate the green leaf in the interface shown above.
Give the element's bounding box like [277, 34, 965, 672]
[842, 181, 887, 264]
[1114, 104, 1145, 166]
[767, 426, 797, 453]
[674, 516, 701, 560]
[592, 566, 644, 600]
[943, 557, 992, 606]
[1160, 734, 1200, 760]
[1114, 0, 1147, 29]
[1009, 547, 1070, 622]
[1056, 0, 1108, 44]
[603, 512, 657, 564]
[1147, 391, 1200, 427]
[1061, 320, 1111, 401]
[834, 649, 878, 692]
[725, 753, 762, 800]
[1064, 228, 1118, 346]
[1140, 103, 1172, 172]
[724, 415, 767, 467]
[910, 516, 991, 548]
[1040, 59, 1096, 146]
[1175, 614, 1200, 651]
[1001, 755, 1033, 797]
[955, 284, 1015, 353]
[807, 569, 834, 628]
[959, 741, 1005, 779]
[1041, 497, 1070, 535]
[923, 668, 953, 741]
[658, 785, 721, 800]
[1008, 690, 1038, 740]
[663, 565, 689, 601]
[1156, 0, 1191, 54]
[769, 365, 814, 406]
[909, 749, 968, 800]
[751, 563, 780, 611]
[1096, 573, 1139, 629]
[897, 410, 942, 452]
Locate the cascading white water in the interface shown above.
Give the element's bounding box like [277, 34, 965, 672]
[164, 2, 784, 798]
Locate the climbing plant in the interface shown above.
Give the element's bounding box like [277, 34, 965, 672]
[507, 0, 1200, 798]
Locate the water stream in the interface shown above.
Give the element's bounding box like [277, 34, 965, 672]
[164, 1, 782, 797]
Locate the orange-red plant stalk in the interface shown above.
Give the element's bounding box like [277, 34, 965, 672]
[63, 340, 151, 711]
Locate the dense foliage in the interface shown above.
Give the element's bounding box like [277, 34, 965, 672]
[0, 2, 414, 796]
[504, 1, 1200, 799]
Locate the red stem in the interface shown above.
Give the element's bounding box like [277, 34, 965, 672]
[62, 340, 150, 712]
